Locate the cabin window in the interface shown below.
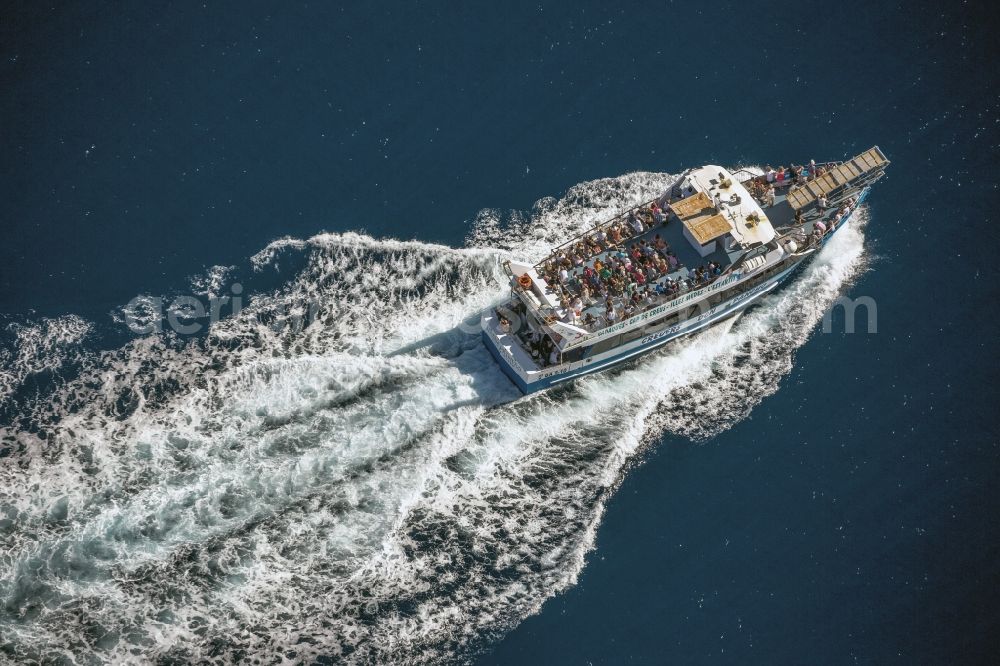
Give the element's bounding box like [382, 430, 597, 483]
[586, 334, 621, 357]
[643, 315, 672, 335]
[675, 305, 699, 324]
[622, 327, 645, 344]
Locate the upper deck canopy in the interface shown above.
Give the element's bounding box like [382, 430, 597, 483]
[670, 192, 731, 245]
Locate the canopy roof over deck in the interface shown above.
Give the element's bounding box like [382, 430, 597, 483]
[669, 191, 731, 245]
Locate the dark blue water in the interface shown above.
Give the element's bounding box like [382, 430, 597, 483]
[2, 1, 998, 663]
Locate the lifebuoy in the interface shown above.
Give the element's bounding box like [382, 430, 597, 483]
[517, 274, 532, 289]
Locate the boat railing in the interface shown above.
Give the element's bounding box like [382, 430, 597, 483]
[730, 167, 761, 184]
[732, 160, 845, 187]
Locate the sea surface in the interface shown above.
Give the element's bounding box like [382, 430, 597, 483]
[1, 1, 998, 664]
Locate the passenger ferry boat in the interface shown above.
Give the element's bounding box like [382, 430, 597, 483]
[481, 147, 890, 394]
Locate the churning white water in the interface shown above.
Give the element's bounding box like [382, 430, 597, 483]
[0, 172, 870, 664]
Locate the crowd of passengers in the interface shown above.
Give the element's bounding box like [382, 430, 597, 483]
[747, 160, 829, 207]
[533, 203, 726, 333]
[807, 195, 859, 245]
[744, 160, 861, 241]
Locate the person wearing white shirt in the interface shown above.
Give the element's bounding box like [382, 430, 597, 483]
[631, 216, 644, 235]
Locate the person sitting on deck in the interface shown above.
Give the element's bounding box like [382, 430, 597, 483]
[605, 275, 619, 295]
[595, 228, 608, 247]
[651, 202, 665, 225]
[609, 224, 623, 244]
[619, 219, 633, 240]
[630, 212, 645, 236]
[605, 299, 618, 323]
[814, 219, 827, 235]
[617, 275, 630, 296]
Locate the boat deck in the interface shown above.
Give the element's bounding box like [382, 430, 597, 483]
[531, 202, 744, 335]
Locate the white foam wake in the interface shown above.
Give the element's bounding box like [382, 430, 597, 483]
[0, 314, 91, 406]
[0, 171, 870, 664]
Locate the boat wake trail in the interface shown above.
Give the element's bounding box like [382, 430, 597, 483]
[0, 172, 870, 664]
